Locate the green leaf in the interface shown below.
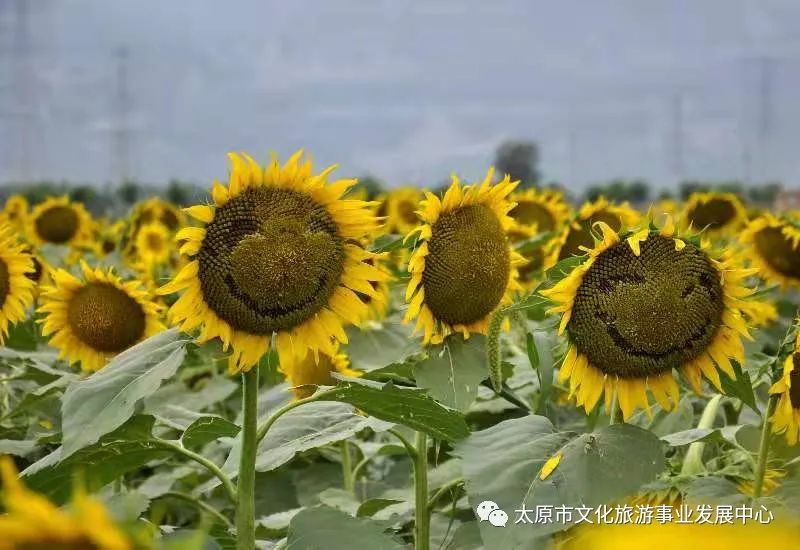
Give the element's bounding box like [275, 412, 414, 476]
[23, 416, 170, 503]
[103, 490, 152, 522]
[145, 377, 238, 415]
[660, 428, 723, 446]
[528, 331, 554, 415]
[344, 322, 419, 372]
[218, 402, 390, 476]
[544, 255, 586, 285]
[454, 416, 663, 546]
[286, 506, 405, 550]
[61, 329, 188, 459]
[356, 499, 404, 518]
[720, 360, 758, 415]
[181, 416, 240, 450]
[369, 234, 408, 254]
[326, 377, 470, 442]
[684, 477, 747, 506]
[412, 334, 487, 411]
[0, 439, 37, 457]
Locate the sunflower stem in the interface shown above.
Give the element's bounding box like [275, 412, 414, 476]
[160, 491, 234, 530]
[255, 388, 337, 444]
[608, 390, 620, 425]
[681, 394, 723, 476]
[341, 440, 355, 493]
[154, 440, 237, 502]
[413, 431, 430, 550]
[753, 394, 779, 500]
[236, 367, 259, 550]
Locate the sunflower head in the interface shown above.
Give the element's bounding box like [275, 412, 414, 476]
[544, 197, 640, 268]
[404, 169, 523, 344]
[39, 262, 165, 372]
[0, 456, 132, 549]
[134, 221, 172, 267]
[769, 333, 800, 445]
[541, 216, 756, 420]
[741, 213, 800, 289]
[131, 196, 184, 232]
[385, 187, 422, 235]
[0, 226, 35, 341]
[281, 345, 361, 399]
[159, 151, 387, 373]
[2, 193, 29, 227]
[27, 196, 94, 248]
[681, 191, 746, 236]
[507, 188, 571, 240]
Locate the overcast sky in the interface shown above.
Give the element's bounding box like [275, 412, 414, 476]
[2, 0, 800, 191]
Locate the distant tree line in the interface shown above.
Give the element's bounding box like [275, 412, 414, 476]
[0, 140, 785, 214]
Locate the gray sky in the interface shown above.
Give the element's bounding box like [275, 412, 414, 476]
[2, 0, 800, 191]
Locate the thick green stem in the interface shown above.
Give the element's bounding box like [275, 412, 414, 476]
[753, 394, 779, 499]
[154, 440, 237, 502]
[608, 390, 620, 425]
[681, 394, 723, 475]
[341, 440, 355, 492]
[255, 388, 336, 444]
[414, 431, 430, 550]
[236, 367, 259, 550]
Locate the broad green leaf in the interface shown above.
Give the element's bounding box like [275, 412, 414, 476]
[181, 416, 240, 450]
[23, 416, 170, 503]
[0, 439, 37, 457]
[257, 508, 303, 538]
[254, 401, 388, 473]
[286, 506, 405, 550]
[369, 234, 408, 254]
[720, 360, 758, 415]
[684, 476, 747, 506]
[61, 329, 188, 459]
[528, 331, 554, 415]
[413, 334, 487, 411]
[454, 415, 664, 546]
[145, 377, 238, 415]
[326, 377, 470, 442]
[356, 499, 404, 518]
[344, 322, 419, 372]
[103, 490, 151, 522]
[660, 428, 723, 446]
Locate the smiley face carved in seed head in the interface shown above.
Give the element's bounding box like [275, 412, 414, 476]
[569, 234, 724, 379]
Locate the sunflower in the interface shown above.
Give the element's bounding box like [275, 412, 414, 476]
[0, 227, 35, 341]
[130, 196, 184, 232]
[384, 187, 422, 235]
[540, 216, 756, 420]
[0, 457, 132, 550]
[680, 191, 746, 237]
[159, 151, 387, 374]
[769, 334, 800, 445]
[27, 196, 93, 248]
[404, 169, 523, 344]
[39, 262, 165, 372]
[281, 344, 361, 399]
[1, 194, 29, 229]
[507, 188, 570, 241]
[355, 255, 393, 322]
[736, 468, 785, 496]
[94, 219, 126, 257]
[134, 221, 172, 267]
[740, 213, 800, 289]
[544, 197, 640, 268]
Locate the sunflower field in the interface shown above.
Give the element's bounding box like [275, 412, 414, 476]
[2, 152, 800, 549]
